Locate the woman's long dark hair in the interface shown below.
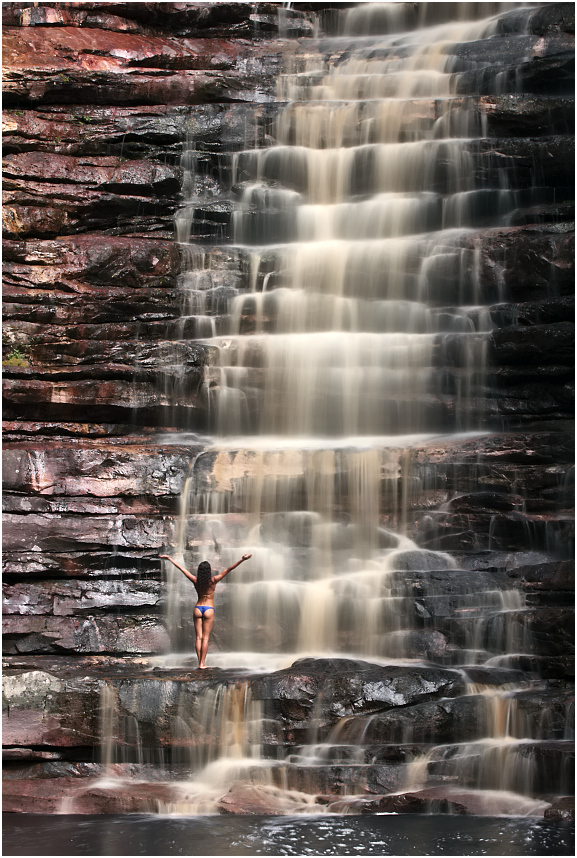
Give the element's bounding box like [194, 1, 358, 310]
[196, 560, 212, 595]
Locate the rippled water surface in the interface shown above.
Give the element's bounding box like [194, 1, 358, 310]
[2, 813, 574, 856]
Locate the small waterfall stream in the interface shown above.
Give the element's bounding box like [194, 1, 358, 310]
[93, 2, 572, 818]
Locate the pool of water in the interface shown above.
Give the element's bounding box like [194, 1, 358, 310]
[2, 813, 574, 856]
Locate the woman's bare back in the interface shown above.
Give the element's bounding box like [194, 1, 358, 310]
[195, 578, 217, 606]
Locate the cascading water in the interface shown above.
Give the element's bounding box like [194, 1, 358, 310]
[93, 2, 573, 818]
[173, 4, 531, 664]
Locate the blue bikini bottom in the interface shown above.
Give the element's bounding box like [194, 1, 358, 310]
[196, 605, 214, 616]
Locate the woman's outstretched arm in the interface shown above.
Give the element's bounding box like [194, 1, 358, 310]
[159, 554, 197, 584]
[212, 554, 252, 583]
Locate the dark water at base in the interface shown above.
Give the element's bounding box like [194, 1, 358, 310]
[2, 814, 574, 856]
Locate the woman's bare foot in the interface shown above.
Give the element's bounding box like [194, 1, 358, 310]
[199, 664, 208, 670]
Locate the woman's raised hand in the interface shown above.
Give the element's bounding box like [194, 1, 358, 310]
[242, 553, 252, 561]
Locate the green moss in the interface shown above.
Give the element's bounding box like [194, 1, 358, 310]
[2, 346, 31, 367]
[2, 355, 30, 367]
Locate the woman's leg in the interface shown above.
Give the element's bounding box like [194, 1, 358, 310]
[199, 611, 215, 668]
[193, 613, 203, 665]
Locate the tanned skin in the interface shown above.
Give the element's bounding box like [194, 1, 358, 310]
[160, 553, 252, 669]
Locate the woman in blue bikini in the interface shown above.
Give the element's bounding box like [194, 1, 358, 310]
[160, 553, 252, 669]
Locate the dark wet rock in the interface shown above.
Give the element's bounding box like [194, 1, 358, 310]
[2, 777, 87, 814]
[3, 748, 65, 762]
[3, 760, 100, 780]
[521, 606, 575, 657]
[2, 550, 163, 580]
[3, 235, 180, 288]
[413, 787, 550, 816]
[479, 95, 574, 138]
[490, 377, 574, 425]
[545, 795, 575, 822]
[358, 792, 468, 815]
[1, 240, 247, 353]
[455, 48, 575, 97]
[508, 200, 575, 227]
[445, 492, 525, 512]
[474, 136, 575, 192]
[277, 762, 404, 799]
[2, 667, 100, 746]
[412, 431, 574, 466]
[2, 494, 176, 516]
[3, 153, 180, 238]
[426, 740, 574, 796]
[2, 443, 195, 497]
[493, 3, 574, 39]
[448, 34, 573, 69]
[2, 655, 573, 813]
[3, 579, 163, 617]
[334, 687, 575, 747]
[2, 654, 164, 676]
[2, 319, 166, 350]
[2, 374, 209, 425]
[2, 2, 145, 31]
[2, 25, 284, 107]
[3, 105, 188, 160]
[2, 614, 170, 656]
[448, 605, 575, 675]
[490, 322, 574, 366]
[262, 659, 465, 740]
[1, 422, 163, 441]
[1, 2, 298, 38]
[394, 565, 512, 598]
[505, 559, 574, 592]
[490, 297, 574, 328]
[460, 666, 529, 686]
[527, 3, 575, 37]
[340, 694, 490, 745]
[3, 151, 177, 190]
[528, 742, 575, 795]
[476, 225, 575, 302]
[3, 341, 210, 371]
[391, 549, 454, 572]
[394, 631, 450, 661]
[415, 508, 573, 553]
[2, 512, 174, 553]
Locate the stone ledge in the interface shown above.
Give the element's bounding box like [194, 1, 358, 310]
[2, 550, 165, 580]
[3, 579, 164, 617]
[3, 614, 170, 656]
[2, 2, 309, 39]
[2, 512, 175, 551]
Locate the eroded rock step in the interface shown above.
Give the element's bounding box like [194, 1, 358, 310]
[2, 655, 573, 814]
[3, 227, 573, 427]
[3, 427, 573, 669]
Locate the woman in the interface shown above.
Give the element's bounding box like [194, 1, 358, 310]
[160, 553, 252, 669]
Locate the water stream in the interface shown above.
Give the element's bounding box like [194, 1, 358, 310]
[93, 2, 572, 821]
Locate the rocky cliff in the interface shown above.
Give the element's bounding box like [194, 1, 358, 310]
[2, 1, 575, 816]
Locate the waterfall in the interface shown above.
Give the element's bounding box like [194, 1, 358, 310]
[172, 1, 528, 669]
[92, 2, 573, 817]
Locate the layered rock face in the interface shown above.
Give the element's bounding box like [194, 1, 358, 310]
[2, 1, 575, 818]
[3, 0, 294, 660]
